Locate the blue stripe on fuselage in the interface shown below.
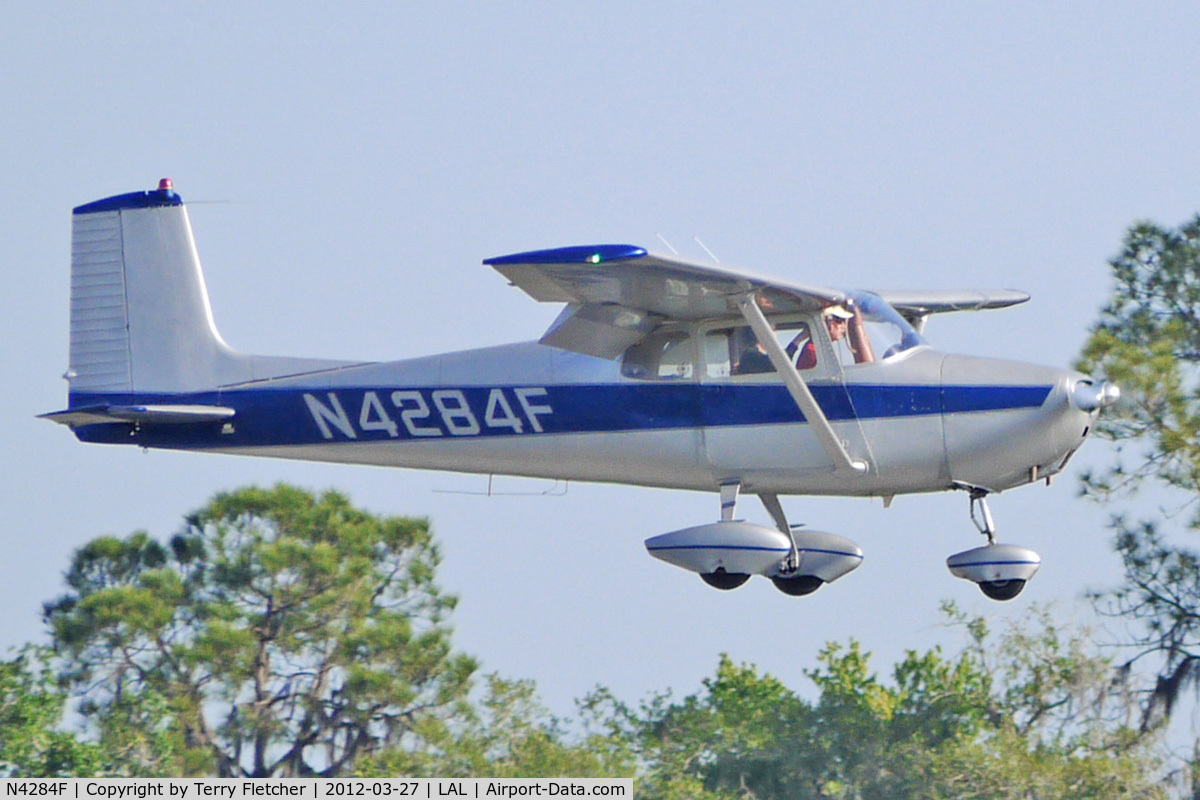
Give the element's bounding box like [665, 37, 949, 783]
[67, 383, 1052, 449]
[940, 384, 1055, 414]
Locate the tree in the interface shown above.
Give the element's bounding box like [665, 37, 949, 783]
[355, 674, 633, 779]
[1077, 214, 1200, 727]
[42, 484, 477, 777]
[0, 648, 103, 776]
[585, 605, 1164, 799]
[580, 657, 807, 800]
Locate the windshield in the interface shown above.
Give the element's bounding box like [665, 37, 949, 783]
[845, 291, 927, 362]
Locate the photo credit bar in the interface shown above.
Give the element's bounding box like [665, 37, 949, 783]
[0, 780, 632, 799]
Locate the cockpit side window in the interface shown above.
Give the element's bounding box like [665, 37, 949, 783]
[621, 330, 694, 380]
[702, 321, 818, 378]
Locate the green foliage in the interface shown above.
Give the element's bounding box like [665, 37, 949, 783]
[914, 726, 1164, 800]
[584, 605, 1163, 799]
[4, 596, 1165, 792]
[0, 648, 103, 777]
[1078, 215, 1200, 502]
[42, 484, 477, 777]
[355, 674, 633, 779]
[0, 647, 200, 777]
[1078, 215, 1200, 726]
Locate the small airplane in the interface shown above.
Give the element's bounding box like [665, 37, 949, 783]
[43, 180, 1120, 600]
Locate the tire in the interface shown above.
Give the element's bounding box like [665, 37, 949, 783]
[771, 574, 824, 596]
[979, 579, 1026, 601]
[700, 569, 751, 590]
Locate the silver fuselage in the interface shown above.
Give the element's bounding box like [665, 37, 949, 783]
[71, 337, 1093, 499]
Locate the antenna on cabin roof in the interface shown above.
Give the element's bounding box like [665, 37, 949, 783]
[694, 237, 720, 263]
[656, 233, 679, 255]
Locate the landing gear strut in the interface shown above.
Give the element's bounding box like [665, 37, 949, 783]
[947, 488, 1041, 601]
[970, 490, 996, 544]
[759, 492, 825, 596]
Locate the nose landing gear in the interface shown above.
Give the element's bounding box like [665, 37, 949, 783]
[947, 489, 1041, 601]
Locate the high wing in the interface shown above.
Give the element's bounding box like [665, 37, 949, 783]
[485, 244, 848, 359]
[487, 245, 1031, 354]
[875, 289, 1030, 333]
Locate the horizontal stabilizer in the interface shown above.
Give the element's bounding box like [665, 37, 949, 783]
[40, 404, 236, 428]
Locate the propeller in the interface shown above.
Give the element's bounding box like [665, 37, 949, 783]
[1070, 378, 1121, 412]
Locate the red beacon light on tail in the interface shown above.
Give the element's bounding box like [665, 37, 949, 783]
[158, 178, 174, 192]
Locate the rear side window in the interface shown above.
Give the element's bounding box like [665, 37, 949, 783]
[621, 331, 693, 380]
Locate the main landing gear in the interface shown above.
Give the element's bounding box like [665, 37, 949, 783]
[643, 483, 864, 596]
[648, 484, 1042, 601]
[946, 489, 1041, 601]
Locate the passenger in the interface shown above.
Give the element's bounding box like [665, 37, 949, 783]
[737, 340, 773, 374]
[786, 323, 818, 370]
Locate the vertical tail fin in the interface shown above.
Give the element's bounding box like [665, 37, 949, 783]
[58, 180, 357, 413]
[68, 181, 246, 397]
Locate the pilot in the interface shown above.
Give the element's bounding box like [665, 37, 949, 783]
[825, 305, 853, 340]
[824, 305, 860, 363]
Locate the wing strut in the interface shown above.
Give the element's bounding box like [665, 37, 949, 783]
[736, 295, 868, 476]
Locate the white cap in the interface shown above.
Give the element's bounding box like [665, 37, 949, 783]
[823, 305, 854, 320]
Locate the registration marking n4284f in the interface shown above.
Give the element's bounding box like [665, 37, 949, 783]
[303, 388, 553, 440]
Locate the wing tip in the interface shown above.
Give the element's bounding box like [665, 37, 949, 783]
[483, 244, 647, 267]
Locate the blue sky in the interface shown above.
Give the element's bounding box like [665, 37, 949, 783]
[4, 3, 1200, 717]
